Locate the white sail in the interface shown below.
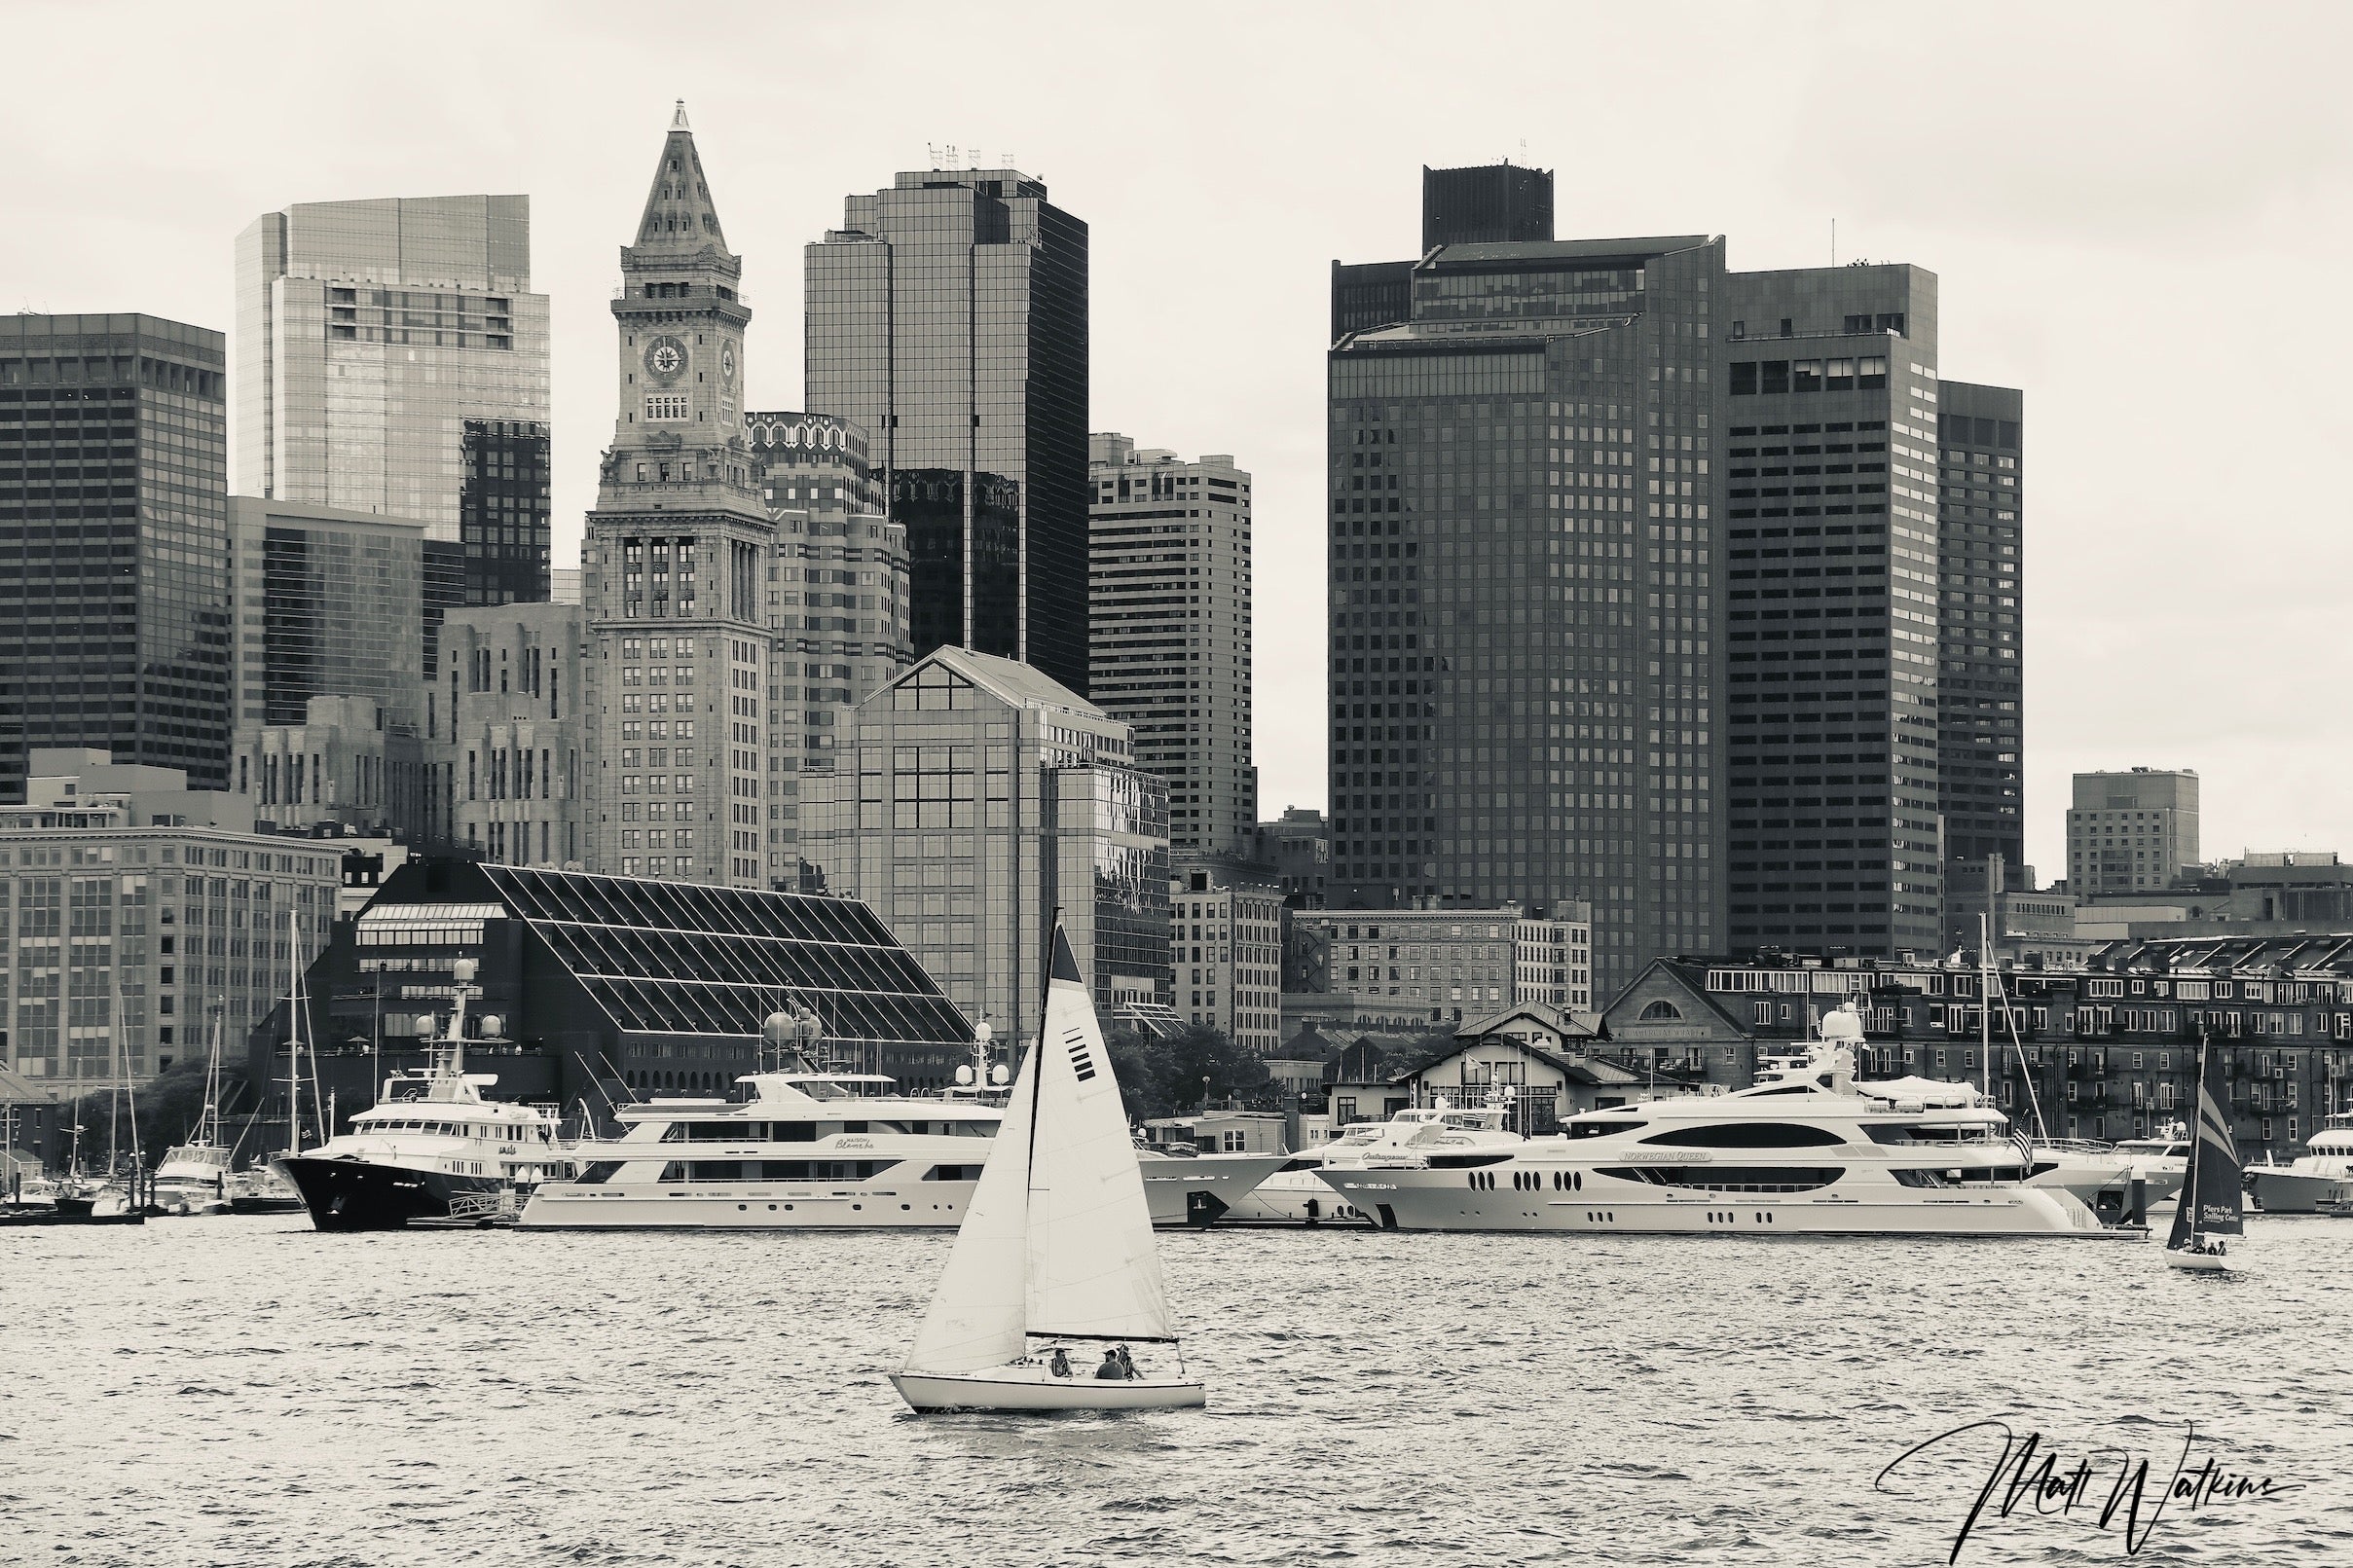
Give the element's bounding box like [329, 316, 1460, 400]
[1022, 930, 1176, 1345]
[901, 1033, 1037, 1375]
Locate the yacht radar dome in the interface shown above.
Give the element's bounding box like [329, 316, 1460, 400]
[453, 958, 478, 985]
[1820, 1003, 1865, 1042]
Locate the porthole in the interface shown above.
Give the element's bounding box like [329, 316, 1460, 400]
[737, 1203, 747, 1211]
[766, 1204, 777, 1211]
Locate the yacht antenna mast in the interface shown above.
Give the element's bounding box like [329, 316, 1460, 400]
[1978, 914, 1993, 1099]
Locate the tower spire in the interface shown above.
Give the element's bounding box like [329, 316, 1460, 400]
[629, 102, 732, 266]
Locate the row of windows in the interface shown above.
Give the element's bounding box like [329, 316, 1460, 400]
[1729, 358, 1890, 395]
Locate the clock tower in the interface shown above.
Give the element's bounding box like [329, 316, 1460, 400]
[584, 103, 781, 891]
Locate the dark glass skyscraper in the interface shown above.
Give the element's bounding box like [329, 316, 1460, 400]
[806, 167, 1089, 696]
[1718, 265, 1944, 961]
[459, 418, 552, 605]
[1422, 162, 1555, 248]
[1936, 381, 2023, 869]
[0, 314, 231, 799]
[1326, 235, 1728, 999]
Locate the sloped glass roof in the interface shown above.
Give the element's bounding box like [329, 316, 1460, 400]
[477, 865, 974, 1050]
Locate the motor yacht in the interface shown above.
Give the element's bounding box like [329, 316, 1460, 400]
[1134, 1145, 1294, 1226]
[1317, 1006, 2126, 1240]
[276, 962, 572, 1230]
[519, 1068, 1005, 1230]
[2244, 1112, 2353, 1214]
[1224, 1100, 1529, 1226]
[2112, 1123, 2190, 1209]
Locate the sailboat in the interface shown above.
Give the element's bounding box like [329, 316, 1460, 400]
[891, 926, 1205, 1413]
[2163, 1028, 2245, 1273]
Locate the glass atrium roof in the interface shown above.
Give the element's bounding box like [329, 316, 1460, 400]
[477, 865, 974, 1050]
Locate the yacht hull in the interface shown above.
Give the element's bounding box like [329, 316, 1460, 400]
[2246, 1167, 2353, 1214]
[1222, 1165, 1378, 1226]
[1137, 1152, 1291, 1227]
[891, 1368, 1205, 1413]
[1320, 1170, 2127, 1238]
[519, 1181, 976, 1228]
[277, 1155, 508, 1231]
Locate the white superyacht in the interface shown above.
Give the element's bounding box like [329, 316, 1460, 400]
[1318, 1005, 2124, 1240]
[2244, 1112, 2353, 1214]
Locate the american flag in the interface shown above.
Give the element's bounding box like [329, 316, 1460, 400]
[2009, 1128, 2036, 1167]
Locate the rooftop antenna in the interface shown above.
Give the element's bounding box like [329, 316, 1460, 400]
[1831, 217, 1837, 268]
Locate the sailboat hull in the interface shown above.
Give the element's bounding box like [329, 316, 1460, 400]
[891, 1367, 1205, 1413]
[2164, 1248, 2231, 1273]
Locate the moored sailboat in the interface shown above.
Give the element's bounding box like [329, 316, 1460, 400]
[891, 926, 1204, 1413]
[2163, 1030, 2244, 1273]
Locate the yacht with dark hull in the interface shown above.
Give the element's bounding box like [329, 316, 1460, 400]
[276, 961, 572, 1230]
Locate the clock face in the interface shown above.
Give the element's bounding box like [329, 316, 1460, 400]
[719, 342, 737, 384]
[644, 334, 687, 384]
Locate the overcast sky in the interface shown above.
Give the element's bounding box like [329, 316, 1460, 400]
[6, 1, 2347, 877]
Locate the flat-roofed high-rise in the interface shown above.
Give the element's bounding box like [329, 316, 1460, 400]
[0, 314, 231, 798]
[235, 194, 552, 612]
[805, 167, 1089, 695]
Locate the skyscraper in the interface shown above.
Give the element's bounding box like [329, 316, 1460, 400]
[805, 166, 1089, 694]
[1936, 382, 2023, 869]
[0, 314, 232, 799]
[580, 104, 777, 890]
[1718, 265, 1944, 961]
[1326, 231, 1727, 999]
[1088, 433, 1256, 859]
[228, 497, 427, 735]
[234, 194, 552, 605]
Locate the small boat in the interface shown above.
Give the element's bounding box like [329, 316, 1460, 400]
[226, 1164, 307, 1216]
[154, 1003, 238, 1216]
[2163, 1032, 2244, 1274]
[891, 925, 1205, 1413]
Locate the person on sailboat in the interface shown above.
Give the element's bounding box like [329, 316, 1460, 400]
[1095, 1349, 1127, 1380]
[1048, 1348, 1072, 1378]
[1114, 1345, 1138, 1380]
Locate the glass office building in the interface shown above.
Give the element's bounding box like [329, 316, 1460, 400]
[805, 168, 1089, 696]
[1422, 162, 1555, 248]
[0, 314, 232, 800]
[228, 497, 427, 734]
[801, 649, 1169, 1045]
[1326, 235, 1728, 1000]
[234, 195, 551, 603]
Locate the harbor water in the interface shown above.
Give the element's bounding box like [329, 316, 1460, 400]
[5, 1218, 2349, 1566]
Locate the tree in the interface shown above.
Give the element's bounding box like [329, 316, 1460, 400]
[1105, 1023, 1274, 1124]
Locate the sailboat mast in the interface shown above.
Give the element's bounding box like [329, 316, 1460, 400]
[284, 907, 302, 1157]
[1977, 914, 1992, 1099]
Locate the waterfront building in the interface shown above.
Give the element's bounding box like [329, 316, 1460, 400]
[1326, 224, 1727, 997]
[431, 602, 585, 867]
[228, 496, 428, 734]
[1719, 264, 1944, 965]
[1303, 905, 1526, 1028]
[580, 105, 776, 892]
[1605, 937, 2353, 1166]
[234, 194, 552, 604]
[0, 1066, 65, 1182]
[234, 696, 426, 840]
[261, 856, 977, 1140]
[1252, 807, 1330, 903]
[0, 314, 231, 800]
[2068, 768, 2200, 893]
[1, 755, 339, 1094]
[805, 164, 1089, 694]
[800, 648, 1169, 1044]
[1171, 858, 1284, 1052]
[1936, 383, 2024, 869]
[743, 410, 914, 883]
[1088, 434, 1256, 858]
[1513, 903, 1595, 1011]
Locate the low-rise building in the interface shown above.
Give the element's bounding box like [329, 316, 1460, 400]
[1513, 903, 1594, 1011]
[1171, 858, 1284, 1052]
[1303, 904, 1525, 1028]
[2, 767, 340, 1095]
[1603, 939, 2353, 1165]
[1252, 808, 1330, 903]
[1326, 1004, 1709, 1134]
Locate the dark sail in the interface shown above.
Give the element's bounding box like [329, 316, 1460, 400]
[2167, 1034, 2245, 1247]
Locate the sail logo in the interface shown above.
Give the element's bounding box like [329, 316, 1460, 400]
[1064, 1028, 1097, 1082]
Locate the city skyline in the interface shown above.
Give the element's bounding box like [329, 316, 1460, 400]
[3, 4, 2348, 876]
